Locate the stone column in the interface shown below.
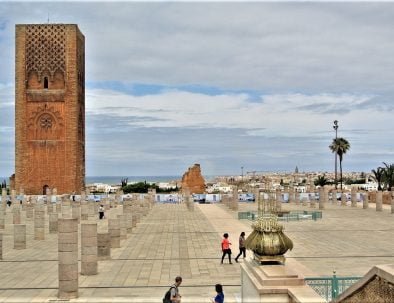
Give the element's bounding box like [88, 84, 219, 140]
[391, 188, 394, 214]
[97, 232, 111, 260]
[276, 189, 282, 212]
[341, 192, 347, 206]
[232, 187, 239, 211]
[0, 210, 5, 229]
[0, 233, 2, 260]
[81, 190, 86, 202]
[108, 218, 120, 248]
[11, 189, 16, 205]
[332, 190, 337, 204]
[81, 223, 98, 275]
[324, 186, 330, 206]
[56, 203, 61, 213]
[363, 192, 369, 209]
[117, 215, 127, 240]
[310, 191, 317, 208]
[288, 188, 294, 204]
[370, 191, 376, 205]
[47, 203, 54, 214]
[26, 203, 34, 219]
[13, 206, 21, 224]
[351, 187, 357, 207]
[72, 203, 80, 223]
[58, 218, 78, 299]
[131, 209, 137, 228]
[302, 197, 308, 207]
[34, 204, 45, 240]
[123, 202, 133, 233]
[81, 202, 88, 220]
[1, 188, 6, 199]
[49, 213, 59, 234]
[376, 191, 383, 211]
[14, 224, 26, 249]
[253, 189, 259, 204]
[88, 202, 96, 220]
[319, 187, 325, 210]
[295, 191, 300, 205]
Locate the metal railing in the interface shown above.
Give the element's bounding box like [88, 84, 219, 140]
[305, 272, 361, 301]
[238, 210, 322, 221]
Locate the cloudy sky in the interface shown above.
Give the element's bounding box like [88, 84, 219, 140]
[0, 2, 394, 177]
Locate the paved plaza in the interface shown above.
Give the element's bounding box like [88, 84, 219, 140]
[0, 200, 393, 302]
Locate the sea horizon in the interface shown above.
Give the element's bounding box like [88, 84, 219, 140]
[0, 175, 216, 186]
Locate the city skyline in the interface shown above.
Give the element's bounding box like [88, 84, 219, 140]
[1, 2, 394, 176]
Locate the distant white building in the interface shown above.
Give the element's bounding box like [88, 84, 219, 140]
[207, 182, 232, 193]
[157, 182, 177, 190]
[359, 182, 378, 191]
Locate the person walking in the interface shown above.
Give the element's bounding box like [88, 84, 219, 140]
[221, 233, 232, 264]
[98, 204, 105, 219]
[211, 284, 224, 303]
[163, 276, 182, 303]
[235, 232, 246, 262]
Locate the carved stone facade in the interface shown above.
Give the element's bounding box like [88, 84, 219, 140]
[181, 164, 205, 194]
[339, 276, 394, 303]
[15, 24, 85, 194]
[335, 264, 394, 303]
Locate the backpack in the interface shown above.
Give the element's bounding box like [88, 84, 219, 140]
[163, 286, 176, 303]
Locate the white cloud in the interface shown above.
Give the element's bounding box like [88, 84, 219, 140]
[86, 88, 385, 137]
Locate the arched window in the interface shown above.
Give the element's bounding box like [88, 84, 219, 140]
[44, 77, 48, 89]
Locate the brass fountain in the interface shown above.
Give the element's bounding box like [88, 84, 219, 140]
[244, 190, 293, 264]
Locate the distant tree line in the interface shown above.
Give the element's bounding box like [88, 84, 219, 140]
[122, 181, 179, 194]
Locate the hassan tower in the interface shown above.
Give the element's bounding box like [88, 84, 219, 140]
[14, 24, 85, 195]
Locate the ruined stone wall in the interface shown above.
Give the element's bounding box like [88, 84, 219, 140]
[181, 164, 205, 194]
[15, 24, 85, 194]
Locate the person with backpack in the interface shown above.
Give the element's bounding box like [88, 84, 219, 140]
[221, 233, 232, 264]
[210, 284, 224, 303]
[235, 232, 246, 263]
[163, 276, 182, 303]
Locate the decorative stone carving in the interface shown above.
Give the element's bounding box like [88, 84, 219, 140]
[337, 275, 394, 303]
[26, 24, 66, 81]
[27, 105, 64, 131]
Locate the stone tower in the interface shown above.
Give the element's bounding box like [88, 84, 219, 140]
[15, 24, 85, 195]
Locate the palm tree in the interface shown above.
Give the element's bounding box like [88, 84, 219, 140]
[329, 138, 350, 190]
[382, 162, 394, 190]
[314, 175, 328, 187]
[371, 167, 384, 191]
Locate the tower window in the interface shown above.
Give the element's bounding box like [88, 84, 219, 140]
[44, 77, 48, 89]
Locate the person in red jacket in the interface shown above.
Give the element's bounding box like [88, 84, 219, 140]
[221, 233, 232, 264]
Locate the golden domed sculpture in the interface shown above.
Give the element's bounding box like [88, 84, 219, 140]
[244, 190, 293, 263]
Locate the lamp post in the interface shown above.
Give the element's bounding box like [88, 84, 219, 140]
[333, 120, 338, 189]
[241, 166, 244, 183]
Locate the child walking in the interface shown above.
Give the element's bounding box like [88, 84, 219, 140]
[221, 233, 232, 264]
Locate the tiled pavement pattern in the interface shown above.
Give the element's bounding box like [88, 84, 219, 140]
[233, 200, 394, 277]
[0, 199, 393, 301]
[0, 204, 241, 302]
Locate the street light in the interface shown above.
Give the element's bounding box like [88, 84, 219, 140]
[241, 166, 244, 182]
[333, 120, 338, 189]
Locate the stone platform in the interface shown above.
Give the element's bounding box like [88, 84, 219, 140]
[0, 199, 393, 301]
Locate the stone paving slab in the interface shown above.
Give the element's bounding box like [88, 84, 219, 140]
[228, 200, 394, 277]
[0, 199, 393, 301]
[0, 203, 241, 302]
